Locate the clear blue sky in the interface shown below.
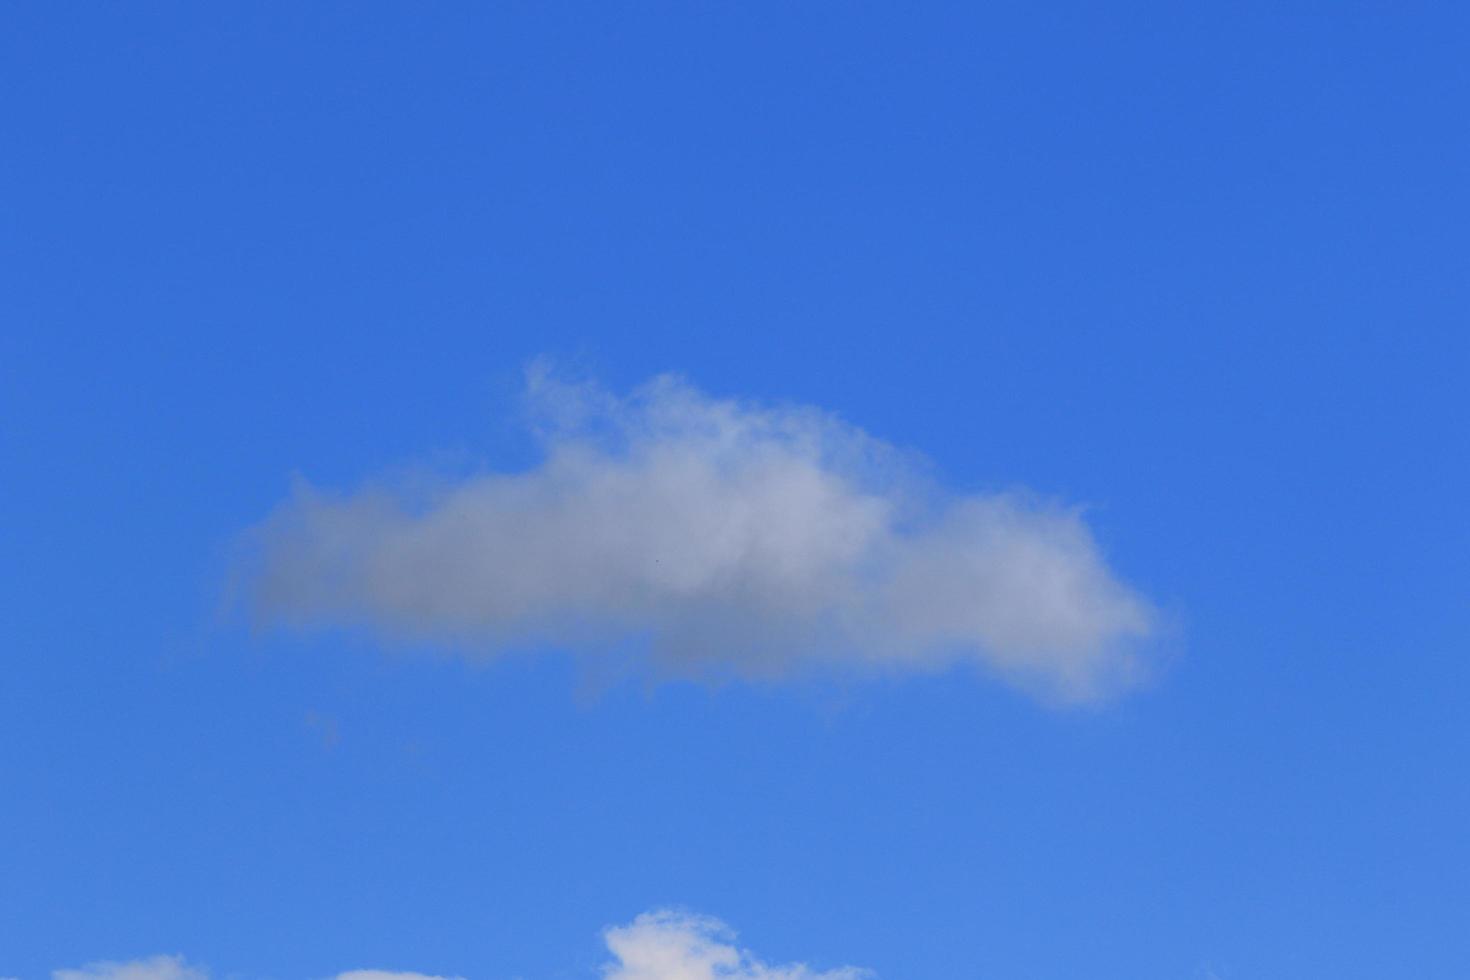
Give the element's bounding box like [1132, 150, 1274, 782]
[2, 3, 1467, 978]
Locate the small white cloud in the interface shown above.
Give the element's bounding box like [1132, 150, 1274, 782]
[52, 956, 206, 980]
[45, 958, 461, 980]
[37, 910, 867, 979]
[602, 910, 869, 980]
[240, 367, 1158, 701]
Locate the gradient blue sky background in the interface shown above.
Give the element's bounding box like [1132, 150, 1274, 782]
[3, 3, 1467, 978]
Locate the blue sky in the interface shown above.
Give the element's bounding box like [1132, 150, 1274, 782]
[2, 3, 1467, 978]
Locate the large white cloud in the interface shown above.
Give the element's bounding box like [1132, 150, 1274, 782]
[39, 910, 866, 979]
[241, 368, 1156, 701]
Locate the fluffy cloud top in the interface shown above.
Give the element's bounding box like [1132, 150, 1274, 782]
[603, 910, 867, 980]
[38, 910, 865, 979]
[242, 368, 1156, 700]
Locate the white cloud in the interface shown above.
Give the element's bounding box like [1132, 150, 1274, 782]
[241, 367, 1157, 701]
[45, 959, 459, 980]
[52, 956, 206, 980]
[37, 910, 868, 979]
[602, 910, 869, 980]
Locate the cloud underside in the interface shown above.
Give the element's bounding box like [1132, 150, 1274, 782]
[45, 909, 867, 979]
[243, 369, 1155, 701]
